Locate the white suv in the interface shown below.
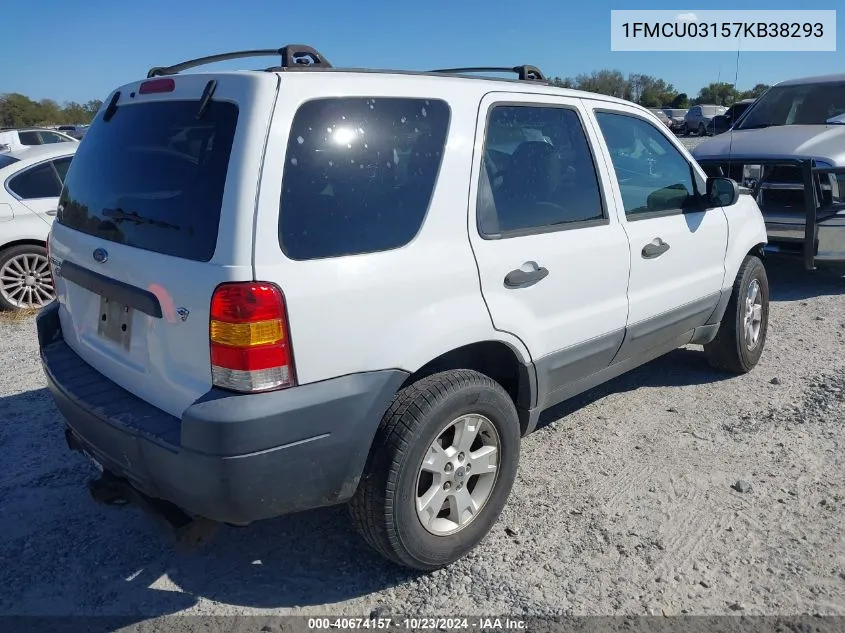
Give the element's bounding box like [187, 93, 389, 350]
[38, 46, 770, 570]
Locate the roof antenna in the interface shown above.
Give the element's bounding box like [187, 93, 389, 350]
[727, 34, 742, 178]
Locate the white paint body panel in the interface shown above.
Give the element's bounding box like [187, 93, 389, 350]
[466, 92, 630, 362]
[722, 193, 769, 283]
[621, 209, 728, 325]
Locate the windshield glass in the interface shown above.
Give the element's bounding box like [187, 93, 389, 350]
[736, 81, 845, 129]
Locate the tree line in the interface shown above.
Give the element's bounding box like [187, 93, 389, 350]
[1, 70, 767, 128]
[0, 93, 103, 128]
[547, 70, 769, 109]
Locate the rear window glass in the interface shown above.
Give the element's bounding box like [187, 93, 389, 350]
[56, 100, 239, 262]
[0, 155, 20, 169]
[279, 97, 450, 260]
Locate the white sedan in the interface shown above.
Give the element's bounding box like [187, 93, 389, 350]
[0, 144, 78, 311]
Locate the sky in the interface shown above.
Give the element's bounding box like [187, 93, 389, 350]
[1, 0, 841, 105]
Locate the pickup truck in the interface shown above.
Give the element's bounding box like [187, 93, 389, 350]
[692, 73, 845, 270]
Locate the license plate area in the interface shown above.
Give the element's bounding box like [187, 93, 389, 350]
[97, 295, 133, 350]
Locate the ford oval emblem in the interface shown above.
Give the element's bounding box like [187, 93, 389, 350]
[92, 248, 108, 263]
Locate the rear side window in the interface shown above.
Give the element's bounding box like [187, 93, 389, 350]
[279, 97, 450, 260]
[57, 100, 239, 262]
[52, 156, 72, 183]
[8, 162, 62, 199]
[18, 131, 42, 146]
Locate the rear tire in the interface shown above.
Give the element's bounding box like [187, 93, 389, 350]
[704, 255, 769, 374]
[349, 369, 521, 571]
[698, 123, 707, 136]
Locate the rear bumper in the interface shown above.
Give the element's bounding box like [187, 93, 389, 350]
[37, 302, 408, 525]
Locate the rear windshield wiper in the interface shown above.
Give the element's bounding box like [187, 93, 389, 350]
[102, 207, 181, 230]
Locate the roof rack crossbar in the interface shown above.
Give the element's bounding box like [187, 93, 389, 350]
[147, 45, 332, 78]
[428, 65, 547, 82]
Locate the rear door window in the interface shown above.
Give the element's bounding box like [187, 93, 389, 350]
[56, 100, 239, 262]
[279, 97, 450, 260]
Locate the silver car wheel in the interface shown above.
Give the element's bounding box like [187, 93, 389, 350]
[415, 413, 500, 536]
[743, 279, 763, 350]
[0, 252, 54, 309]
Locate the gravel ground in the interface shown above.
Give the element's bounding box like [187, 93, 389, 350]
[0, 258, 843, 626]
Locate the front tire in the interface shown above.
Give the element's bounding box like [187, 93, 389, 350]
[349, 369, 521, 571]
[704, 255, 769, 373]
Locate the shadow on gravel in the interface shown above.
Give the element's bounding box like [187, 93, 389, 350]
[765, 258, 844, 302]
[0, 387, 416, 620]
[534, 346, 729, 431]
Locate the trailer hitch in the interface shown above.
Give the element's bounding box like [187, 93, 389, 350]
[87, 468, 220, 550]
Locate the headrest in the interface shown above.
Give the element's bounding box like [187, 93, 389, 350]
[505, 141, 561, 199]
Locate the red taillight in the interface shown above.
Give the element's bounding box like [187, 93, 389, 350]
[139, 78, 175, 94]
[209, 282, 296, 393]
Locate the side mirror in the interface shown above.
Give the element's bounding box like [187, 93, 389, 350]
[707, 176, 740, 207]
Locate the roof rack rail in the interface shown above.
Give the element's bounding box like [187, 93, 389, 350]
[428, 65, 547, 82]
[146, 44, 332, 78]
